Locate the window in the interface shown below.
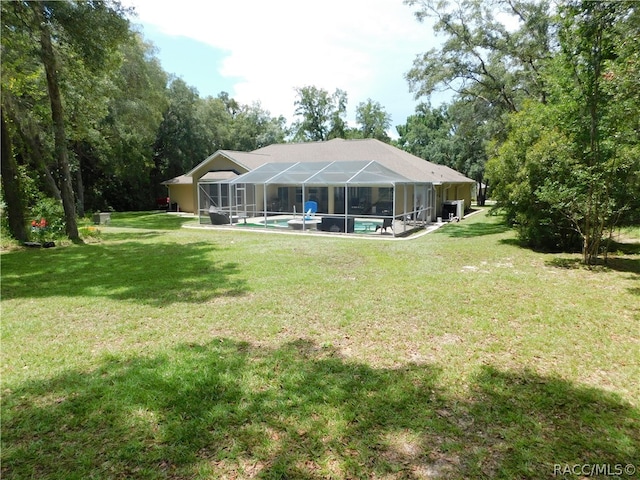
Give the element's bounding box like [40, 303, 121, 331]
[378, 187, 392, 201]
[347, 187, 372, 214]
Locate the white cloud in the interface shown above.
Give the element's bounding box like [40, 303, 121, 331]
[126, 0, 440, 128]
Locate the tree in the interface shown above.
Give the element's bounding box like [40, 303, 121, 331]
[153, 79, 209, 183]
[447, 99, 493, 205]
[226, 102, 287, 151]
[152, 87, 288, 197]
[292, 86, 348, 142]
[487, 1, 640, 263]
[196, 94, 287, 152]
[548, 0, 640, 264]
[355, 99, 392, 142]
[403, 0, 554, 207]
[97, 33, 169, 211]
[485, 101, 583, 252]
[395, 101, 490, 204]
[404, 0, 552, 112]
[327, 88, 348, 140]
[1, 108, 28, 242]
[395, 104, 455, 161]
[0, 3, 61, 203]
[2, 0, 130, 239]
[31, 2, 80, 240]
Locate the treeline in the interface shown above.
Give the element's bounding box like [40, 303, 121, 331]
[1, 1, 291, 241]
[1, 1, 402, 242]
[401, 0, 640, 264]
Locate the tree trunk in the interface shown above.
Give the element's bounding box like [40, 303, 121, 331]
[476, 176, 487, 206]
[33, 3, 80, 241]
[75, 163, 85, 218]
[1, 108, 29, 242]
[3, 96, 62, 200]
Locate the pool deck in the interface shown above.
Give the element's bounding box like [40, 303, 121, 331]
[183, 213, 462, 240]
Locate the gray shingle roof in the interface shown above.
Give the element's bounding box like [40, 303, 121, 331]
[178, 138, 474, 185]
[247, 139, 474, 184]
[221, 160, 417, 186]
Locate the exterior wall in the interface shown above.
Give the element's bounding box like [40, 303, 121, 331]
[434, 183, 473, 217]
[181, 149, 474, 217]
[454, 183, 473, 209]
[256, 185, 266, 212]
[167, 184, 194, 212]
[391, 184, 433, 221]
[189, 155, 250, 215]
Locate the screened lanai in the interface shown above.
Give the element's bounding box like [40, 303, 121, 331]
[198, 160, 435, 236]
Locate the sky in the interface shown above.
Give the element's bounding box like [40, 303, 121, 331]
[125, 0, 449, 137]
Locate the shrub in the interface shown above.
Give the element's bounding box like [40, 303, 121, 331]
[29, 197, 65, 242]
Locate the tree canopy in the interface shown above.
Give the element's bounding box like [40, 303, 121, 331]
[291, 86, 348, 142]
[1, 0, 393, 244]
[402, 0, 639, 263]
[1, 1, 290, 241]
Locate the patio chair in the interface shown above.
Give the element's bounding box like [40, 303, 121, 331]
[376, 218, 393, 233]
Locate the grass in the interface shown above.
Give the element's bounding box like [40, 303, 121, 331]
[2, 210, 638, 479]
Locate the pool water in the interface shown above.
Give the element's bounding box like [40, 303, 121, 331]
[264, 217, 383, 233]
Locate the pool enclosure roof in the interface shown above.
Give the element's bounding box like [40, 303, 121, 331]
[200, 160, 423, 187]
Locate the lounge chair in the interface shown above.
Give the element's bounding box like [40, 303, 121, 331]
[303, 200, 318, 220]
[208, 206, 230, 225]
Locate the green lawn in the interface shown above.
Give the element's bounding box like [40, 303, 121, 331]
[2, 210, 638, 479]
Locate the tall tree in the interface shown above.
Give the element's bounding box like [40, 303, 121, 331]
[98, 33, 169, 211]
[395, 104, 454, 162]
[355, 99, 392, 142]
[327, 88, 348, 140]
[447, 99, 493, 205]
[3, 0, 130, 239]
[292, 86, 348, 142]
[404, 0, 552, 112]
[403, 0, 553, 207]
[548, 0, 639, 263]
[31, 2, 79, 240]
[487, 1, 640, 263]
[226, 102, 287, 151]
[1, 2, 57, 202]
[395, 101, 490, 204]
[153, 78, 209, 182]
[1, 108, 28, 242]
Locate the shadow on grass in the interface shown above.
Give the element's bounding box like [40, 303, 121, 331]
[545, 255, 640, 276]
[608, 240, 640, 256]
[0, 241, 247, 306]
[3, 339, 638, 479]
[438, 219, 511, 239]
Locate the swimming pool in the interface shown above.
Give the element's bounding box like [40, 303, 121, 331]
[261, 217, 384, 233]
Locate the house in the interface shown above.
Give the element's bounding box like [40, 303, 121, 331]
[162, 138, 475, 220]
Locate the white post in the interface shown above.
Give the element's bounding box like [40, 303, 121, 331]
[302, 184, 306, 231]
[197, 183, 201, 224]
[263, 184, 268, 228]
[344, 185, 349, 233]
[392, 186, 396, 237]
[403, 185, 407, 237]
